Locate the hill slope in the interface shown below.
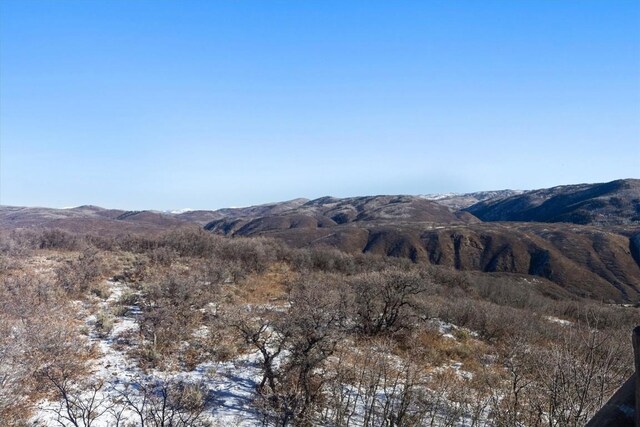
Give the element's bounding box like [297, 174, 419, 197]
[204, 195, 478, 236]
[2, 179, 639, 302]
[422, 189, 524, 210]
[465, 179, 640, 225]
[0, 205, 193, 235]
[202, 189, 640, 302]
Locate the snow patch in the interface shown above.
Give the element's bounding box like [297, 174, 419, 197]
[545, 316, 573, 326]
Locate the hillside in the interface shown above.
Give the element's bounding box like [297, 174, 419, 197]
[193, 187, 640, 302]
[204, 195, 478, 237]
[176, 198, 309, 225]
[465, 178, 640, 225]
[422, 189, 525, 210]
[0, 205, 194, 235]
[2, 179, 639, 302]
[207, 217, 640, 302]
[3, 224, 635, 427]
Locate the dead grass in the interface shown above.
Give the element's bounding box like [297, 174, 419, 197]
[233, 262, 297, 305]
[90, 281, 112, 299]
[408, 327, 490, 371]
[95, 309, 115, 337]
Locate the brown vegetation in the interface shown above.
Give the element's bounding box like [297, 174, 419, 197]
[0, 227, 636, 426]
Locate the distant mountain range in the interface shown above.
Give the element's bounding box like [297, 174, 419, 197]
[2, 178, 639, 302]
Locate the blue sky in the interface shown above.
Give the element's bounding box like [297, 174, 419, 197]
[1, 1, 639, 210]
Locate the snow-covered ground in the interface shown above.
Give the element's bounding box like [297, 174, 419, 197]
[31, 280, 264, 427]
[32, 280, 492, 427]
[430, 318, 479, 340]
[545, 316, 573, 326]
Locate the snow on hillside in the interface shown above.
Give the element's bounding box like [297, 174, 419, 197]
[168, 208, 195, 214]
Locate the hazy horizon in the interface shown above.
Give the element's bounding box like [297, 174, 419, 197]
[2, 1, 639, 210]
[2, 177, 639, 212]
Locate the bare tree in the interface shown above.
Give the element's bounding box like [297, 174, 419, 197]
[271, 279, 351, 425]
[530, 324, 630, 427]
[45, 378, 111, 427]
[352, 269, 430, 335]
[114, 379, 212, 427]
[224, 306, 288, 396]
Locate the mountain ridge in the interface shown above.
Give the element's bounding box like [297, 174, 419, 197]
[465, 178, 640, 225]
[2, 178, 638, 302]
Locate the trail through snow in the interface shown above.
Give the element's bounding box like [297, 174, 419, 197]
[31, 280, 488, 426]
[32, 280, 264, 427]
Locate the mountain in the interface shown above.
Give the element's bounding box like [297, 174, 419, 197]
[207, 214, 640, 302]
[176, 198, 309, 225]
[2, 179, 639, 302]
[200, 185, 640, 303]
[0, 205, 192, 235]
[465, 179, 640, 225]
[421, 190, 525, 210]
[204, 195, 479, 236]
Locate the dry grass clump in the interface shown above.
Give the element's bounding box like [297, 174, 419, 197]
[232, 263, 296, 305]
[95, 309, 115, 337]
[90, 281, 112, 299]
[117, 288, 138, 306]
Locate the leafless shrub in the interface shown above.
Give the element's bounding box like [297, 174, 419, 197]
[45, 378, 111, 427]
[55, 248, 106, 296]
[307, 248, 356, 274]
[90, 281, 111, 299]
[37, 229, 81, 251]
[82, 234, 117, 251]
[115, 379, 212, 427]
[148, 246, 179, 267]
[528, 325, 630, 426]
[324, 340, 432, 427]
[269, 279, 351, 424]
[0, 311, 31, 424]
[218, 277, 351, 425]
[351, 268, 432, 335]
[0, 271, 90, 423]
[0, 230, 34, 258]
[138, 271, 213, 366]
[475, 275, 550, 310]
[160, 228, 218, 258]
[213, 236, 280, 274]
[222, 306, 286, 396]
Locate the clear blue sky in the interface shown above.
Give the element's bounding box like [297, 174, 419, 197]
[1, 1, 639, 210]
